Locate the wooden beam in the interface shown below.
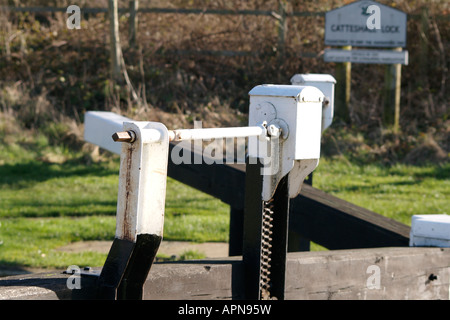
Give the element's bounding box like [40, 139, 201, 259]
[282, 247, 450, 300]
[166, 150, 410, 251]
[290, 184, 410, 249]
[383, 47, 402, 133]
[334, 46, 352, 122]
[1, 248, 449, 300]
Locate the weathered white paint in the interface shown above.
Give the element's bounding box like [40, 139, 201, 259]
[84, 111, 132, 155]
[288, 159, 320, 199]
[115, 121, 170, 241]
[248, 84, 324, 200]
[410, 215, 450, 248]
[249, 85, 323, 161]
[290, 74, 336, 132]
[168, 125, 265, 141]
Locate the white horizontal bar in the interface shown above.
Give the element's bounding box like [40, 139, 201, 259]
[84, 111, 267, 146]
[141, 128, 163, 143]
[84, 111, 133, 154]
[168, 125, 266, 141]
[124, 125, 267, 144]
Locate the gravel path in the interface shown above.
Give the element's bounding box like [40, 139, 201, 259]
[57, 240, 230, 258]
[0, 241, 230, 277]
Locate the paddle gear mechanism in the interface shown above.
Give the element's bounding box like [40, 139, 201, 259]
[83, 75, 335, 300]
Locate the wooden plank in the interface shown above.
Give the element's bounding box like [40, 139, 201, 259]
[242, 159, 264, 299]
[167, 155, 410, 250]
[1, 248, 449, 300]
[162, 49, 319, 58]
[334, 46, 352, 122]
[0, 271, 84, 300]
[283, 247, 450, 300]
[290, 184, 410, 249]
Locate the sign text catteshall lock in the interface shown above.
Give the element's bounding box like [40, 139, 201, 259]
[325, 0, 407, 48]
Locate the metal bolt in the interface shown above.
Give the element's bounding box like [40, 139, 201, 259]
[267, 124, 280, 137]
[112, 130, 136, 143]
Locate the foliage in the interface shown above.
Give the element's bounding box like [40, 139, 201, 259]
[0, 1, 448, 167]
[0, 1, 448, 138]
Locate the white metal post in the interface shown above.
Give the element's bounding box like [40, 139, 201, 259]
[115, 121, 170, 242]
[97, 120, 170, 300]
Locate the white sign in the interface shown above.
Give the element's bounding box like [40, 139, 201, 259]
[325, 0, 407, 48]
[324, 48, 408, 65]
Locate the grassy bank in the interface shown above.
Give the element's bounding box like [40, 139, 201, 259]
[0, 136, 448, 270]
[313, 158, 449, 225]
[0, 145, 231, 269]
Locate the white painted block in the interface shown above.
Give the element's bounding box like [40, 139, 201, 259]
[410, 214, 450, 247]
[249, 84, 324, 160]
[290, 74, 336, 132]
[84, 111, 132, 155]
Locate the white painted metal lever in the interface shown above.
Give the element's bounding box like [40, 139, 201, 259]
[168, 125, 266, 142]
[113, 125, 268, 144]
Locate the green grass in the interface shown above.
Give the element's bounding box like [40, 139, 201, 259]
[0, 217, 115, 269]
[0, 161, 119, 217]
[0, 139, 231, 269]
[165, 178, 229, 242]
[313, 158, 449, 225]
[0, 140, 448, 270]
